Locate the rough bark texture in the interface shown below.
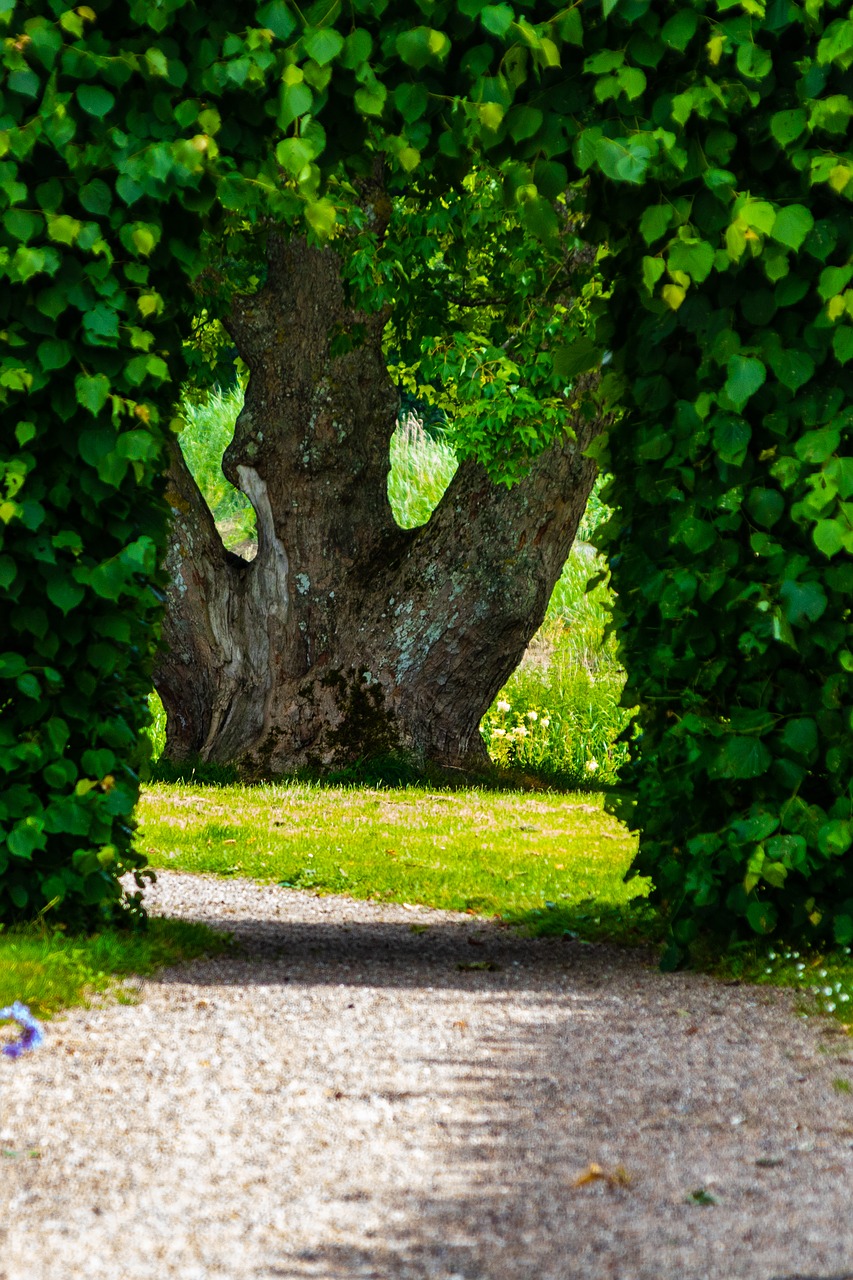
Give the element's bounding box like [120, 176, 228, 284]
[155, 233, 600, 774]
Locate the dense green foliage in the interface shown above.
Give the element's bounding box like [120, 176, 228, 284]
[592, 4, 853, 962]
[1, 0, 850, 956]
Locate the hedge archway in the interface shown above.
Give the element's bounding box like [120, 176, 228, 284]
[1, 0, 850, 958]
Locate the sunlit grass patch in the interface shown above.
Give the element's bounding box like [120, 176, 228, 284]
[0, 917, 230, 1020]
[138, 781, 649, 938]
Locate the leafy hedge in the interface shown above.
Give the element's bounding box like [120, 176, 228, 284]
[1, 0, 850, 953]
[589, 2, 853, 962]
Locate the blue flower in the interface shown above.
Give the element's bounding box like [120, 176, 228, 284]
[0, 1002, 44, 1058]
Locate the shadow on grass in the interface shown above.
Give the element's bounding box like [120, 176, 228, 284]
[147, 751, 609, 796]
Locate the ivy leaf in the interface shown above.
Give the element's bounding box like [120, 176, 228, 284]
[712, 414, 751, 466]
[710, 737, 772, 780]
[780, 718, 818, 758]
[639, 205, 672, 245]
[304, 28, 345, 67]
[256, 0, 297, 39]
[818, 820, 853, 857]
[395, 83, 428, 123]
[746, 900, 778, 935]
[46, 576, 85, 615]
[74, 373, 111, 415]
[395, 28, 450, 70]
[770, 108, 808, 146]
[724, 356, 766, 409]
[813, 519, 847, 558]
[833, 328, 853, 365]
[771, 205, 814, 251]
[79, 179, 111, 216]
[552, 337, 602, 379]
[76, 84, 116, 119]
[480, 4, 514, 37]
[747, 487, 784, 528]
[779, 579, 827, 625]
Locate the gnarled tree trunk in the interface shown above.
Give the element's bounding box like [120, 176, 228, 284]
[155, 232, 600, 774]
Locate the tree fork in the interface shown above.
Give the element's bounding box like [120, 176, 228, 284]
[155, 235, 601, 773]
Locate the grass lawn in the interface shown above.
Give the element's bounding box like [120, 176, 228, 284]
[0, 917, 230, 1023]
[137, 780, 655, 941]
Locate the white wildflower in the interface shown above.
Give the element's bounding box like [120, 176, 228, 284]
[526, 710, 538, 721]
[586, 759, 599, 773]
[541, 717, 551, 728]
[496, 699, 511, 715]
[491, 728, 506, 738]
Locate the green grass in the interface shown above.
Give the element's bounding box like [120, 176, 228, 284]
[718, 937, 853, 1029]
[0, 916, 230, 1021]
[138, 780, 654, 941]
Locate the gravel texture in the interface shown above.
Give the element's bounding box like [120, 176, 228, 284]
[3, 870, 853, 1280]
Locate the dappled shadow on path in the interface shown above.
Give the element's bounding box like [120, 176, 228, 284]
[143, 886, 853, 1280]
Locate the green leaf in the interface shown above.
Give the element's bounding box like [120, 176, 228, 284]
[76, 84, 116, 119]
[736, 44, 772, 80]
[641, 256, 665, 293]
[8, 817, 46, 859]
[304, 28, 345, 67]
[74, 373, 111, 415]
[770, 108, 808, 146]
[394, 82, 428, 123]
[639, 205, 672, 246]
[480, 4, 514, 36]
[79, 179, 111, 216]
[46, 576, 85, 614]
[833, 328, 853, 365]
[813, 519, 846, 558]
[275, 137, 315, 175]
[746, 485, 784, 530]
[396, 27, 450, 70]
[834, 915, 853, 946]
[771, 205, 814, 252]
[768, 348, 814, 393]
[256, 0, 297, 39]
[354, 82, 387, 116]
[661, 10, 698, 51]
[794, 426, 840, 464]
[779, 578, 827, 625]
[723, 357, 766, 410]
[38, 339, 73, 371]
[0, 652, 27, 679]
[780, 718, 818, 758]
[667, 237, 715, 283]
[746, 900, 778, 935]
[341, 30, 372, 69]
[305, 198, 336, 238]
[710, 737, 772, 780]
[712, 414, 751, 466]
[552, 337, 602, 379]
[507, 106, 543, 142]
[818, 820, 853, 858]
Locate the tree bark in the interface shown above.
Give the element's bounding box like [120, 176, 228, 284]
[155, 232, 600, 775]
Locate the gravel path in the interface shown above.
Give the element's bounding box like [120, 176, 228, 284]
[3, 871, 853, 1280]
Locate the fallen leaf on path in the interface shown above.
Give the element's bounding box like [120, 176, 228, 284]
[573, 1163, 632, 1189]
[452, 1020, 468, 1031]
[457, 960, 500, 972]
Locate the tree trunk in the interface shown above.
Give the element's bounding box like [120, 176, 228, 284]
[155, 233, 600, 775]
